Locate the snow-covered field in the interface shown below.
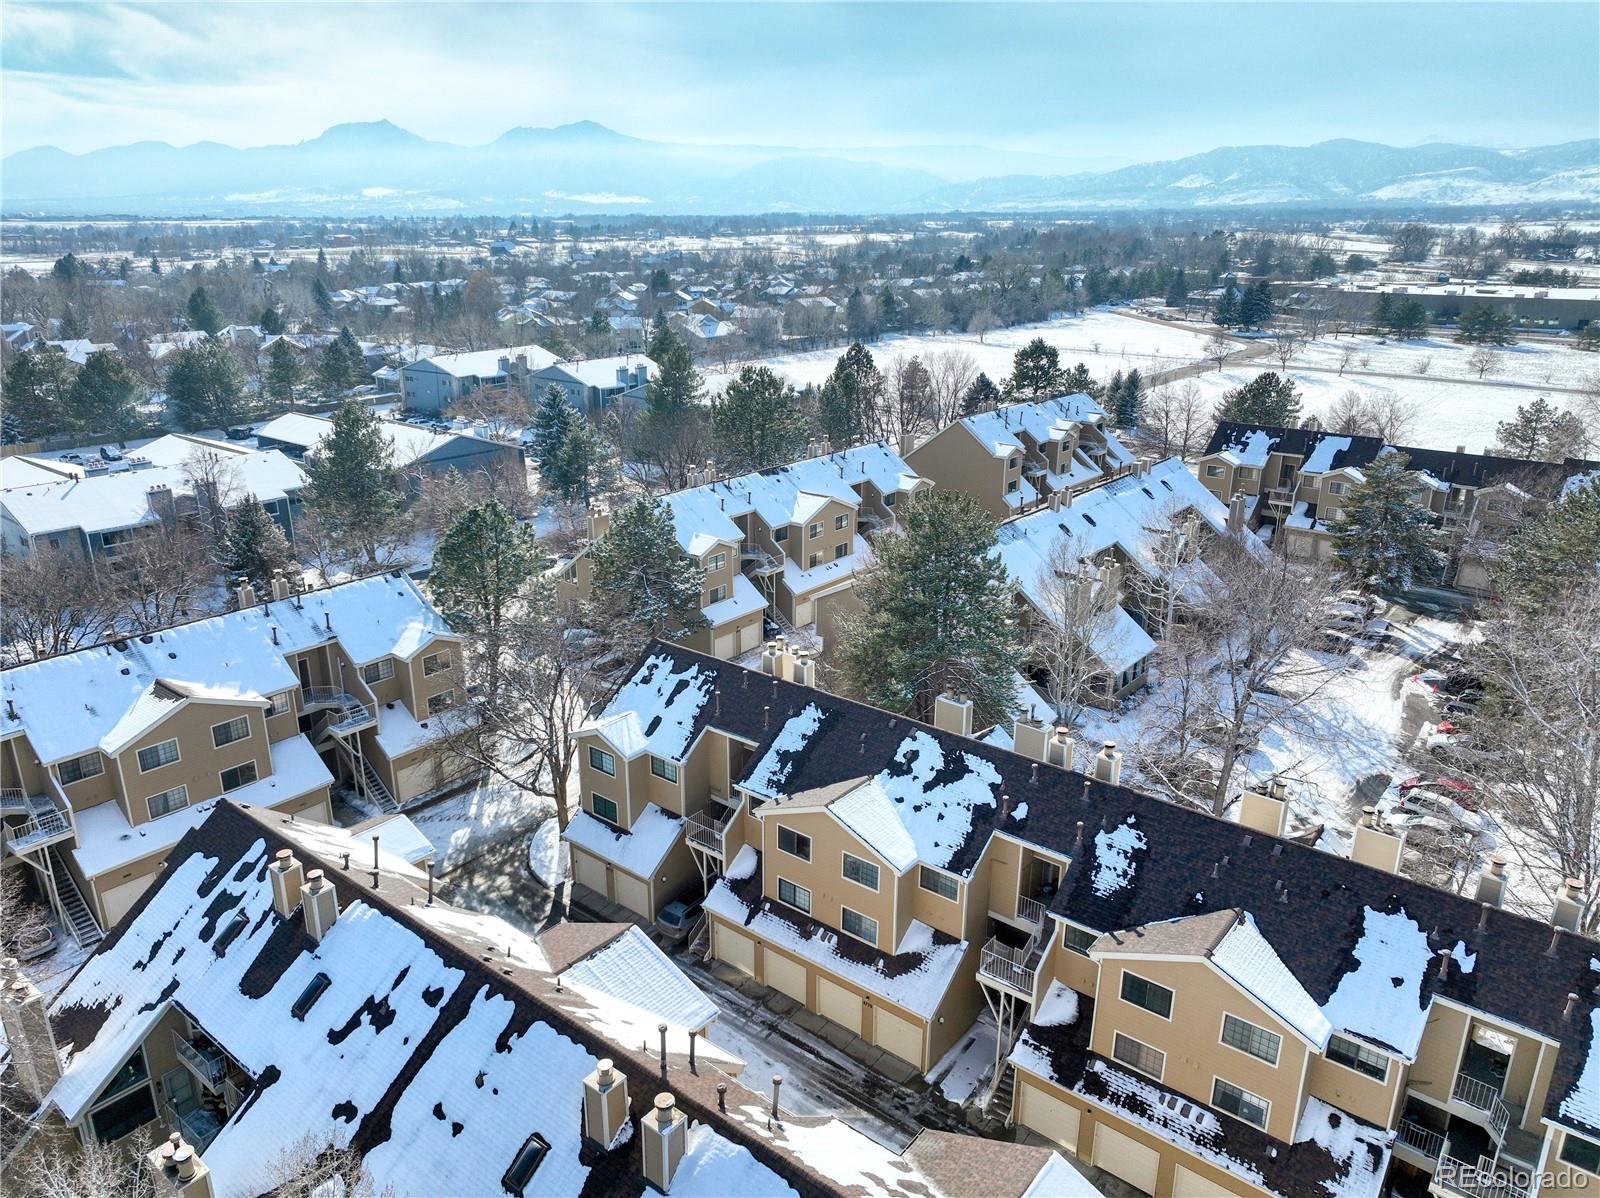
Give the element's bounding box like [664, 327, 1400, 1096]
[704, 310, 1220, 394]
[1292, 333, 1600, 389]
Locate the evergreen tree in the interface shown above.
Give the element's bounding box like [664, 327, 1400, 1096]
[260, 307, 285, 335]
[711, 365, 807, 473]
[530, 384, 577, 464]
[2, 348, 76, 441]
[430, 500, 548, 700]
[221, 494, 296, 594]
[51, 253, 82, 282]
[164, 340, 250, 431]
[316, 340, 356, 394]
[312, 276, 334, 318]
[58, 304, 88, 340]
[1103, 371, 1125, 425]
[1213, 371, 1302, 426]
[835, 490, 1021, 727]
[844, 288, 875, 341]
[1213, 287, 1240, 328]
[301, 400, 402, 566]
[546, 418, 617, 504]
[1496, 396, 1573, 460]
[1238, 282, 1274, 329]
[1455, 305, 1517, 345]
[1114, 368, 1144, 428]
[68, 349, 145, 438]
[960, 372, 1002, 415]
[1371, 292, 1394, 335]
[1006, 337, 1067, 401]
[264, 339, 305, 406]
[1329, 452, 1444, 592]
[1494, 480, 1600, 610]
[818, 343, 883, 448]
[1388, 299, 1427, 340]
[878, 286, 903, 333]
[186, 286, 223, 336]
[1061, 363, 1101, 397]
[1164, 269, 1188, 308]
[588, 498, 705, 643]
[644, 324, 701, 415]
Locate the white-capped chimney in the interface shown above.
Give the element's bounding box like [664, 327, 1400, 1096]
[790, 650, 816, 688]
[933, 692, 974, 738]
[582, 1058, 630, 1149]
[1, 964, 61, 1104]
[1475, 855, 1508, 908]
[1048, 725, 1074, 770]
[269, 848, 304, 918]
[270, 572, 290, 602]
[641, 1092, 688, 1192]
[1092, 740, 1122, 786]
[1552, 877, 1585, 933]
[147, 1131, 215, 1198]
[1351, 806, 1405, 875]
[302, 869, 339, 942]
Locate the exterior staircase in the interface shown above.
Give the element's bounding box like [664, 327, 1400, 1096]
[766, 605, 821, 653]
[48, 846, 103, 948]
[987, 1061, 1017, 1125]
[361, 760, 399, 814]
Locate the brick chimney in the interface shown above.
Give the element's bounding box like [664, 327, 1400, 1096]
[582, 1058, 630, 1149]
[1351, 807, 1405, 875]
[146, 1132, 215, 1198]
[1474, 855, 1508, 908]
[932, 693, 974, 738]
[302, 869, 339, 942]
[640, 1092, 688, 1192]
[1, 964, 61, 1104]
[269, 848, 304, 918]
[1552, 878, 1585, 933]
[1092, 740, 1123, 786]
[1238, 780, 1287, 837]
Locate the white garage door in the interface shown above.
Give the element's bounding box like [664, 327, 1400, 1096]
[714, 923, 756, 976]
[572, 848, 608, 896]
[713, 630, 737, 659]
[612, 870, 652, 918]
[792, 599, 815, 627]
[1172, 1163, 1233, 1198]
[873, 1006, 923, 1068]
[816, 977, 862, 1035]
[738, 620, 763, 654]
[1091, 1124, 1160, 1196]
[98, 871, 158, 928]
[1015, 1082, 1080, 1153]
[764, 950, 808, 1005]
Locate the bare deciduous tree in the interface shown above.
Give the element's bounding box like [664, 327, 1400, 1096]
[1029, 536, 1118, 725]
[924, 349, 979, 428]
[264, 1133, 393, 1198]
[1204, 332, 1233, 372]
[1140, 380, 1209, 460]
[1271, 331, 1301, 371]
[111, 526, 221, 631]
[0, 550, 119, 664]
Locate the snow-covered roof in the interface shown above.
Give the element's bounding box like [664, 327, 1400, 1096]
[407, 342, 558, 379]
[559, 925, 717, 1031]
[1318, 906, 1434, 1060]
[361, 813, 436, 865]
[1209, 913, 1334, 1049]
[577, 651, 715, 760]
[563, 803, 684, 879]
[959, 394, 1113, 459]
[1301, 435, 1353, 475]
[1214, 428, 1275, 469]
[2, 574, 456, 764]
[703, 573, 766, 627]
[540, 353, 656, 388]
[254, 412, 488, 469]
[1560, 958, 1600, 1134]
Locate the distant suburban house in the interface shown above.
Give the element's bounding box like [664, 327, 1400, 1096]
[399, 343, 559, 414]
[529, 354, 656, 412]
[252, 412, 523, 484]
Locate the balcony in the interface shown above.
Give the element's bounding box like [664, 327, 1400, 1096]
[1398, 1118, 1444, 1161]
[740, 544, 785, 575]
[305, 689, 377, 738]
[1016, 894, 1048, 928]
[3, 795, 74, 854]
[1264, 487, 1297, 509]
[686, 810, 731, 857]
[978, 935, 1042, 997]
[1452, 1073, 1511, 1142]
[1435, 1154, 1529, 1198]
[173, 1030, 227, 1092]
[161, 1095, 224, 1154]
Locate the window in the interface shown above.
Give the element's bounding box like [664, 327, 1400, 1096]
[361, 658, 395, 685]
[842, 852, 879, 891]
[1006, 479, 1019, 493]
[1212, 1078, 1269, 1129]
[1326, 508, 1344, 522]
[427, 691, 455, 715]
[591, 794, 619, 824]
[58, 752, 103, 786]
[774, 526, 789, 542]
[919, 866, 958, 901]
[705, 551, 726, 572]
[1062, 925, 1097, 956]
[834, 513, 849, 530]
[833, 543, 849, 560]
[1326, 1034, 1388, 1081]
[422, 651, 451, 677]
[840, 907, 877, 945]
[146, 785, 189, 819]
[1112, 1032, 1166, 1080]
[883, 492, 897, 507]
[1221, 1014, 1282, 1066]
[808, 553, 821, 568]
[1327, 481, 1346, 496]
[268, 692, 292, 717]
[211, 715, 251, 749]
[220, 762, 259, 793]
[777, 826, 811, 861]
[1236, 468, 1256, 480]
[1120, 971, 1173, 1019]
[1560, 1133, 1600, 1174]
[1206, 464, 1225, 478]
[1009, 456, 1021, 470]
[778, 877, 811, 914]
[808, 521, 822, 539]
[588, 746, 616, 776]
[650, 756, 678, 783]
[136, 738, 180, 773]
[707, 584, 728, 604]
[502, 1133, 551, 1196]
[291, 972, 331, 1019]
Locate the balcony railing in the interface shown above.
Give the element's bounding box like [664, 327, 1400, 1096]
[1397, 1119, 1444, 1160]
[1452, 1073, 1512, 1141]
[978, 936, 1038, 996]
[1265, 487, 1296, 507]
[161, 1097, 223, 1154]
[173, 1030, 226, 1091]
[4, 805, 73, 853]
[1016, 895, 1048, 928]
[1436, 1155, 1530, 1198]
[686, 810, 730, 856]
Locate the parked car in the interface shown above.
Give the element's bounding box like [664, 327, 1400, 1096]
[654, 899, 702, 943]
[225, 426, 253, 441]
[13, 922, 57, 962]
[1398, 774, 1478, 809]
[97, 444, 123, 462]
[60, 452, 85, 464]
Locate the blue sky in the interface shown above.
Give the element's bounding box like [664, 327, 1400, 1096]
[4, 2, 1596, 162]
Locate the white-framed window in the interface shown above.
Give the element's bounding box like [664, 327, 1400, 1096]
[1062, 924, 1097, 956]
[591, 793, 619, 824]
[588, 746, 616, 776]
[842, 852, 879, 891]
[1236, 467, 1256, 480]
[774, 526, 789, 542]
[918, 866, 958, 900]
[1212, 1078, 1270, 1129]
[777, 877, 811, 914]
[808, 552, 820, 568]
[1221, 1014, 1282, 1066]
[883, 492, 897, 507]
[808, 521, 822, 539]
[422, 651, 452, 677]
[707, 584, 728, 604]
[1326, 1034, 1389, 1081]
[1559, 1132, 1600, 1174]
[426, 691, 454, 714]
[220, 761, 259, 792]
[1206, 464, 1225, 478]
[833, 513, 849, 530]
[840, 907, 877, 945]
[211, 715, 251, 749]
[650, 756, 678, 783]
[1119, 970, 1173, 1019]
[361, 658, 395, 685]
[1006, 479, 1019, 493]
[1112, 1032, 1165, 1081]
[1327, 481, 1346, 496]
[705, 551, 726, 572]
[777, 826, 811, 861]
[136, 738, 180, 773]
[1008, 456, 1021, 470]
[1326, 507, 1344, 522]
[146, 784, 189, 819]
[833, 543, 849, 560]
[268, 692, 292, 717]
[57, 752, 104, 786]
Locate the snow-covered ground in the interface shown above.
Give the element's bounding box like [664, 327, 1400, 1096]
[704, 309, 1220, 394]
[1292, 333, 1600, 390]
[928, 1013, 999, 1106]
[403, 773, 552, 873]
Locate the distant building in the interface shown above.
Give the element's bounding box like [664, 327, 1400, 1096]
[529, 354, 656, 412]
[252, 412, 523, 484]
[399, 344, 558, 414]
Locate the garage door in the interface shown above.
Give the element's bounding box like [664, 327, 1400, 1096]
[612, 870, 652, 918]
[713, 630, 737, 659]
[572, 848, 608, 896]
[714, 923, 755, 976]
[873, 1006, 923, 1068]
[738, 620, 762, 654]
[1172, 1163, 1235, 1198]
[1015, 1082, 1080, 1153]
[816, 977, 862, 1035]
[1091, 1124, 1159, 1196]
[763, 950, 808, 1005]
[98, 870, 158, 928]
[792, 599, 815, 627]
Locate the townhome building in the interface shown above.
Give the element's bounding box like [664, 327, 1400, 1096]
[995, 457, 1256, 708]
[0, 801, 1093, 1198]
[399, 343, 560, 413]
[567, 642, 1600, 1198]
[0, 574, 465, 945]
[528, 353, 656, 413]
[252, 411, 524, 485]
[1196, 423, 1600, 594]
[906, 396, 1137, 520]
[557, 442, 929, 658]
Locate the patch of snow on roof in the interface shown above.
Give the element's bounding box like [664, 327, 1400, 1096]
[1449, 940, 1477, 975]
[561, 926, 718, 1031]
[1090, 817, 1146, 898]
[1080, 1059, 1264, 1186]
[1293, 1096, 1393, 1198]
[672, 1123, 799, 1198]
[1035, 981, 1081, 1028]
[1302, 435, 1353, 474]
[1210, 913, 1333, 1048]
[562, 804, 683, 879]
[1319, 906, 1433, 1061]
[1219, 428, 1275, 469]
[580, 652, 714, 759]
[743, 704, 827, 797]
[1560, 959, 1600, 1131]
[1021, 1151, 1105, 1198]
[724, 843, 759, 881]
[961, 394, 1110, 458]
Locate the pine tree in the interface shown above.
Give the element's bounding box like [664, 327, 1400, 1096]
[1060, 363, 1100, 397]
[818, 343, 883, 448]
[835, 490, 1021, 727]
[68, 349, 145, 438]
[1213, 287, 1240, 328]
[1114, 368, 1144, 428]
[187, 287, 223, 336]
[2, 349, 76, 441]
[316, 340, 356, 394]
[260, 307, 285, 335]
[430, 500, 548, 700]
[164, 340, 250, 431]
[221, 495, 296, 594]
[264, 339, 305, 406]
[644, 324, 701, 415]
[1496, 396, 1568, 460]
[1213, 372, 1302, 427]
[1389, 299, 1427, 340]
[1103, 371, 1125, 424]
[1007, 337, 1067, 401]
[1330, 452, 1444, 592]
[312, 277, 334, 318]
[530, 384, 577, 464]
[1371, 292, 1394, 335]
[301, 400, 402, 566]
[58, 303, 88, 340]
[960, 372, 1001, 415]
[1238, 282, 1273, 330]
[588, 498, 705, 645]
[844, 288, 875, 341]
[711, 365, 806, 473]
[1455, 305, 1516, 346]
[1164, 268, 1188, 308]
[1494, 480, 1600, 610]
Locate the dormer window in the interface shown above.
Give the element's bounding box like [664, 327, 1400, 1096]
[705, 551, 726, 572]
[422, 652, 452, 677]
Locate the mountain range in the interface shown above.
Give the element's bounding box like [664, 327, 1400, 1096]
[4, 121, 1595, 217]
